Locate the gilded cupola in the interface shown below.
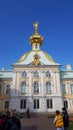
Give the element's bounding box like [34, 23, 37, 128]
[30, 22, 44, 50]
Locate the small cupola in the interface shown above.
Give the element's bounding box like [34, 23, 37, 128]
[30, 22, 44, 50]
[66, 64, 72, 71]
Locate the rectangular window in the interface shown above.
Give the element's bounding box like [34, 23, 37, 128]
[34, 99, 39, 109]
[4, 101, 9, 109]
[62, 84, 66, 94]
[20, 99, 26, 109]
[63, 100, 68, 108]
[71, 85, 73, 94]
[6, 84, 10, 94]
[47, 99, 53, 108]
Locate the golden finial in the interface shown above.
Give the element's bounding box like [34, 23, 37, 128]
[33, 22, 39, 34]
[30, 22, 44, 46]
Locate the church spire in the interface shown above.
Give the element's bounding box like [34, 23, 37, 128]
[30, 22, 44, 50]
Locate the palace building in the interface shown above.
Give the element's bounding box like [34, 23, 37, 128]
[0, 22, 73, 113]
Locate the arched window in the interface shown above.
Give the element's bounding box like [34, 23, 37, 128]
[62, 84, 66, 94]
[70, 84, 73, 94]
[22, 71, 27, 78]
[21, 82, 26, 94]
[46, 71, 51, 77]
[6, 84, 10, 94]
[46, 82, 52, 93]
[33, 81, 39, 93]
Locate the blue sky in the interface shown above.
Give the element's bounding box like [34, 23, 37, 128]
[0, 0, 73, 70]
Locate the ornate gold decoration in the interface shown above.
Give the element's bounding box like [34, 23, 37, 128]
[30, 22, 44, 45]
[33, 54, 40, 66]
[43, 51, 55, 63]
[18, 51, 31, 63]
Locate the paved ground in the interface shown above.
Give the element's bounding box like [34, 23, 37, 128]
[20, 113, 56, 130]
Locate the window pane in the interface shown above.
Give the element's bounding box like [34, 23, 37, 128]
[24, 100, 26, 108]
[63, 101, 68, 108]
[62, 84, 66, 94]
[46, 71, 51, 77]
[37, 99, 39, 109]
[21, 82, 26, 93]
[4, 101, 9, 109]
[50, 99, 53, 108]
[22, 71, 27, 77]
[47, 99, 53, 109]
[34, 71, 39, 77]
[21, 100, 23, 108]
[34, 100, 36, 109]
[6, 84, 10, 94]
[20, 99, 26, 109]
[0, 84, 2, 94]
[34, 99, 39, 109]
[71, 84, 73, 94]
[46, 82, 51, 93]
[47, 100, 49, 108]
[34, 82, 39, 93]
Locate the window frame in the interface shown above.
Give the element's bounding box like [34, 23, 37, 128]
[4, 101, 9, 109]
[46, 82, 52, 93]
[34, 99, 39, 109]
[22, 71, 27, 78]
[70, 83, 73, 94]
[0, 84, 2, 94]
[5, 83, 10, 94]
[61, 83, 67, 94]
[20, 99, 26, 109]
[63, 100, 68, 108]
[21, 81, 26, 94]
[46, 71, 51, 77]
[34, 71, 39, 77]
[46, 99, 53, 109]
[33, 81, 39, 93]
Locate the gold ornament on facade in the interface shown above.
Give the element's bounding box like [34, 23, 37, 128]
[33, 54, 40, 66]
[18, 51, 31, 63]
[43, 51, 55, 63]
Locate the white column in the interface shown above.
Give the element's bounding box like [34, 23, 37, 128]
[28, 71, 32, 96]
[56, 72, 62, 95]
[40, 71, 45, 96]
[11, 72, 16, 95]
[16, 72, 20, 95]
[52, 72, 56, 94]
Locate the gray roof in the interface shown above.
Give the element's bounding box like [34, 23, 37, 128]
[0, 70, 13, 79]
[60, 70, 73, 79]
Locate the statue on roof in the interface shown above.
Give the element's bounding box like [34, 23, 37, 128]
[33, 22, 39, 34]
